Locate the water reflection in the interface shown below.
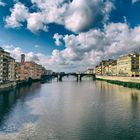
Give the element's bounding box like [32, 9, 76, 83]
[0, 83, 41, 134]
[0, 80, 140, 139]
[131, 93, 139, 101]
[130, 92, 140, 122]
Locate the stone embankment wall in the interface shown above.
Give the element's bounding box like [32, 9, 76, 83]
[96, 75, 140, 89]
[96, 76, 140, 83]
[0, 82, 16, 90]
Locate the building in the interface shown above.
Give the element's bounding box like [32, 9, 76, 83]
[95, 52, 140, 77]
[95, 65, 102, 75]
[100, 59, 117, 76]
[85, 68, 94, 74]
[0, 47, 16, 83]
[16, 54, 49, 81]
[117, 52, 140, 77]
[111, 61, 117, 76]
[16, 61, 44, 81]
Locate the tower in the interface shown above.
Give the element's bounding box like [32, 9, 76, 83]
[21, 54, 25, 63]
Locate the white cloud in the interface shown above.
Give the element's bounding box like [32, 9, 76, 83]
[5, 2, 49, 33]
[31, 0, 68, 24]
[3, 1, 140, 72]
[27, 52, 39, 61]
[0, 1, 6, 7]
[5, 0, 114, 33]
[2, 45, 39, 62]
[27, 12, 48, 33]
[64, 0, 113, 32]
[53, 33, 63, 46]
[2, 22, 140, 72]
[132, 0, 140, 4]
[5, 2, 28, 28]
[51, 23, 140, 71]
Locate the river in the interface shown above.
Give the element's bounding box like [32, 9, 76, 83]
[0, 78, 140, 140]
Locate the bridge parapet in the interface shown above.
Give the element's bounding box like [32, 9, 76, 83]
[41, 73, 96, 82]
[57, 73, 95, 81]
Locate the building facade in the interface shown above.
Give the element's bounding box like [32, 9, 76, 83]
[16, 54, 49, 81]
[117, 53, 140, 77]
[111, 62, 117, 76]
[0, 47, 16, 83]
[95, 52, 140, 77]
[95, 65, 102, 75]
[16, 61, 44, 81]
[100, 59, 117, 76]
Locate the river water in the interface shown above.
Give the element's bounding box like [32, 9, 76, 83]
[0, 78, 140, 140]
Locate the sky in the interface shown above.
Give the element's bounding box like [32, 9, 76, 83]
[0, 0, 140, 72]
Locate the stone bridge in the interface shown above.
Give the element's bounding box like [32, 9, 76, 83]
[41, 73, 96, 82]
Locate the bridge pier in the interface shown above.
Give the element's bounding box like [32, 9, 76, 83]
[57, 74, 62, 82]
[77, 74, 82, 81]
[93, 74, 96, 80]
[50, 73, 95, 82]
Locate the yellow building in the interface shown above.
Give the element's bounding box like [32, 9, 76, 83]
[117, 52, 140, 77]
[0, 47, 15, 83]
[95, 65, 102, 75]
[111, 62, 117, 76]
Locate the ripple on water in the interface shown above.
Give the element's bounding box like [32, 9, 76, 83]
[0, 123, 38, 140]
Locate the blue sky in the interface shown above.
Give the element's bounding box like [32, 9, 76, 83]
[0, 0, 140, 72]
[0, 0, 73, 54]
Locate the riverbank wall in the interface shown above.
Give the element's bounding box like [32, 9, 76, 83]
[0, 82, 16, 92]
[96, 75, 140, 89]
[17, 78, 42, 86]
[0, 78, 42, 92]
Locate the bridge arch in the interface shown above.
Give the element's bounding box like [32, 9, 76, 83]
[80, 74, 96, 80]
[58, 73, 95, 81]
[58, 73, 78, 81]
[41, 73, 96, 82]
